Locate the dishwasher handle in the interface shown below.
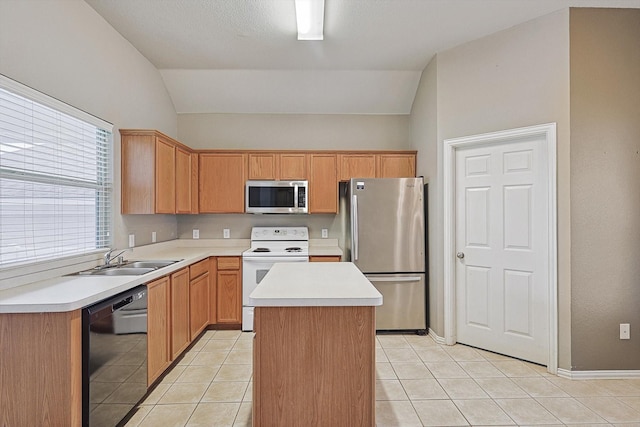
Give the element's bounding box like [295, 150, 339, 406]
[112, 296, 133, 311]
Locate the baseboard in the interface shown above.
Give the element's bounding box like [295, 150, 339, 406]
[428, 328, 446, 345]
[558, 368, 640, 380]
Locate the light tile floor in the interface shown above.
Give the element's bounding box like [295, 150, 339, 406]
[124, 330, 640, 426]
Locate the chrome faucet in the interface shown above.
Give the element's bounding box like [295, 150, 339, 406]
[103, 248, 132, 266]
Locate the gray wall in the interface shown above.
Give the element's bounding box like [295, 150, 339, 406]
[410, 10, 572, 368]
[569, 8, 640, 370]
[0, 0, 179, 251]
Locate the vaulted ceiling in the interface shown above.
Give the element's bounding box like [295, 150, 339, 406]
[85, 0, 640, 114]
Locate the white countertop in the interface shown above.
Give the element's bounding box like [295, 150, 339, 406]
[0, 239, 343, 314]
[249, 262, 382, 307]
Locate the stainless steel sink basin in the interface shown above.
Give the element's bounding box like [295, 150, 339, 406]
[84, 267, 156, 276]
[124, 260, 179, 269]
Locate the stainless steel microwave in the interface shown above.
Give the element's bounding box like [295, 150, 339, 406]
[245, 180, 308, 214]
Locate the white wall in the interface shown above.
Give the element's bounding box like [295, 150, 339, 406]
[410, 10, 572, 368]
[0, 0, 179, 250]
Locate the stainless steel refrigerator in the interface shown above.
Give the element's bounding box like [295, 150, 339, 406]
[343, 177, 427, 333]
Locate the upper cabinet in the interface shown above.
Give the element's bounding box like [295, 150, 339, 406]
[377, 153, 416, 178]
[121, 129, 415, 215]
[199, 153, 247, 213]
[248, 152, 308, 180]
[339, 152, 417, 181]
[121, 130, 198, 214]
[309, 153, 338, 214]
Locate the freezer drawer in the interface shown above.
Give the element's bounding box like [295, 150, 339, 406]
[366, 273, 426, 331]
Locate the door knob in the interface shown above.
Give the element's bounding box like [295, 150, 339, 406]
[456, 252, 465, 259]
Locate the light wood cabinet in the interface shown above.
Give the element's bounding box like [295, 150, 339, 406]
[339, 154, 377, 181]
[170, 268, 190, 359]
[189, 259, 210, 340]
[121, 130, 199, 214]
[309, 153, 338, 214]
[199, 153, 247, 213]
[378, 153, 416, 178]
[279, 153, 307, 180]
[176, 147, 197, 214]
[309, 256, 342, 262]
[209, 257, 218, 325]
[0, 310, 82, 426]
[248, 153, 277, 180]
[216, 257, 242, 324]
[248, 152, 308, 180]
[147, 276, 171, 385]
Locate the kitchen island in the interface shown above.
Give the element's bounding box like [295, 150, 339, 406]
[249, 262, 382, 427]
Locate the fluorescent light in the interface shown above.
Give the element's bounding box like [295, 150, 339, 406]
[295, 0, 324, 41]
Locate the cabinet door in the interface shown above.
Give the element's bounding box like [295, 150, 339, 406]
[147, 276, 170, 385]
[175, 147, 192, 214]
[248, 153, 277, 180]
[199, 153, 247, 213]
[279, 153, 307, 180]
[120, 133, 155, 214]
[377, 154, 416, 178]
[170, 268, 190, 359]
[190, 273, 210, 340]
[190, 152, 199, 214]
[217, 270, 241, 324]
[339, 154, 376, 181]
[155, 137, 176, 213]
[309, 154, 338, 214]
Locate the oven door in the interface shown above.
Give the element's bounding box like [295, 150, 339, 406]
[242, 256, 308, 331]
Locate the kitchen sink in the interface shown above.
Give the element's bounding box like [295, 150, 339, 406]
[69, 259, 181, 276]
[124, 260, 179, 269]
[80, 267, 156, 276]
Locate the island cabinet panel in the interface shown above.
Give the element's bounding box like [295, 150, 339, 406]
[170, 268, 191, 359]
[199, 153, 247, 213]
[309, 153, 338, 214]
[309, 255, 342, 262]
[377, 153, 416, 178]
[216, 257, 242, 325]
[253, 306, 376, 427]
[147, 276, 171, 385]
[0, 310, 82, 426]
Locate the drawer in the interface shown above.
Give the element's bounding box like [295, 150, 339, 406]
[189, 259, 209, 280]
[217, 256, 240, 270]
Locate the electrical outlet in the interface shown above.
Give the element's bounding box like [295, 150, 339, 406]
[193, 229, 199, 239]
[321, 228, 328, 238]
[620, 323, 630, 339]
[128, 234, 135, 248]
[151, 231, 157, 243]
[223, 229, 230, 239]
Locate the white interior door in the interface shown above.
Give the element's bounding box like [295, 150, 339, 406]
[455, 135, 549, 365]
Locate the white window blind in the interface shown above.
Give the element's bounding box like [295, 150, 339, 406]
[0, 75, 113, 267]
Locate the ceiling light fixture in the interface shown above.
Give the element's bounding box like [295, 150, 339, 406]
[295, 0, 324, 41]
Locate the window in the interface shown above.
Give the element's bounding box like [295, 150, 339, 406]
[0, 75, 113, 267]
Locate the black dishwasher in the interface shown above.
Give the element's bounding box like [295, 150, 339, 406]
[82, 286, 147, 427]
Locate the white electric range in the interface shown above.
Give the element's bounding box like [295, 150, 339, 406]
[241, 226, 309, 331]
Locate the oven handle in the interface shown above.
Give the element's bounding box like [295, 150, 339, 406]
[243, 256, 309, 263]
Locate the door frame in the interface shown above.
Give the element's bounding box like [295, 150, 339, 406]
[443, 123, 558, 374]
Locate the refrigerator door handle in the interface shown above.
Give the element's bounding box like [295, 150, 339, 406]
[368, 276, 422, 283]
[352, 194, 359, 261]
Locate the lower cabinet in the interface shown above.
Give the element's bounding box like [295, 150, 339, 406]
[147, 276, 171, 385]
[189, 260, 210, 340]
[216, 256, 242, 324]
[170, 267, 191, 359]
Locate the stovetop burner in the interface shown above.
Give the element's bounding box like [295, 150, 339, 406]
[253, 248, 271, 252]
